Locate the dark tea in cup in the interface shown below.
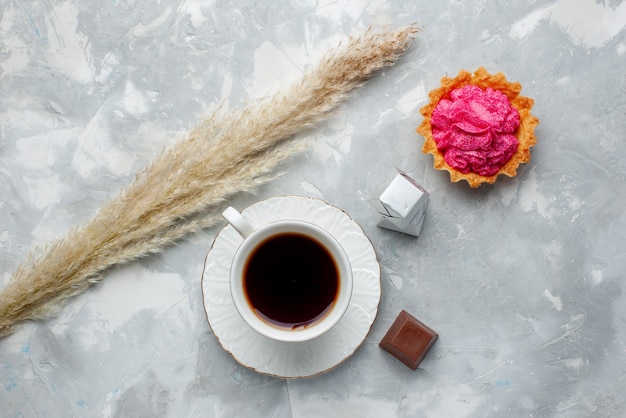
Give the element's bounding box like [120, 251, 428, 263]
[223, 206, 353, 342]
[243, 232, 339, 330]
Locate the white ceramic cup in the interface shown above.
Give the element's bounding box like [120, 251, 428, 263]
[222, 206, 353, 342]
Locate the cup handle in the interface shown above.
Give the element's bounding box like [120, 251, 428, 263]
[222, 207, 255, 238]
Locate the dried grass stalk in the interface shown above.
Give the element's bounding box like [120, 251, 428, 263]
[0, 25, 418, 337]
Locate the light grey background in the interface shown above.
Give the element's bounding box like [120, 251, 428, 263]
[1, 0, 625, 416]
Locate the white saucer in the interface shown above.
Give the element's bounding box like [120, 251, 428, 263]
[201, 196, 381, 378]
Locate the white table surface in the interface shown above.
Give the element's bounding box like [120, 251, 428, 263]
[1, 0, 625, 416]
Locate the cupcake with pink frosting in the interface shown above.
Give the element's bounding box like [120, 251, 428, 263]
[417, 67, 539, 188]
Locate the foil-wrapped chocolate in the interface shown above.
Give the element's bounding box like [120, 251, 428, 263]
[372, 170, 429, 237]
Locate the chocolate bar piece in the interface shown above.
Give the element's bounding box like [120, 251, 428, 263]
[379, 310, 438, 370]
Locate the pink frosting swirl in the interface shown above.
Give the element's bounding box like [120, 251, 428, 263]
[431, 84, 520, 176]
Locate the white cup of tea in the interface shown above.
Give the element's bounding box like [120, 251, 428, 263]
[222, 206, 353, 342]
